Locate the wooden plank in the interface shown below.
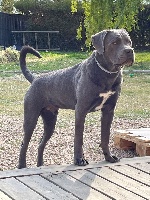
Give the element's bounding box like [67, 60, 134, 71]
[17, 175, 78, 200]
[136, 142, 150, 156]
[1, 157, 150, 179]
[116, 128, 150, 134]
[0, 177, 45, 200]
[115, 128, 150, 140]
[0, 167, 43, 179]
[125, 134, 150, 143]
[128, 162, 150, 173]
[114, 135, 136, 150]
[0, 191, 12, 200]
[88, 166, 150, 199]
[42, 172, 111, 200]
[114, 128, 150, 155]
[109, 165, 150, 186]
[65, 170, 144, 200]
[128, 128, 150, 133]
[114, 132, 150, 144]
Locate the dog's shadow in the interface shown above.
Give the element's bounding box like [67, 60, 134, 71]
[41, 162, 111, 199]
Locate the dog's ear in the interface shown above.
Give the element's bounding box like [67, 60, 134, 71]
[91, 30, 108, 54]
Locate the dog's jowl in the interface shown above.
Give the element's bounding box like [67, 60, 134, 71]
[18, 29, 134, 169]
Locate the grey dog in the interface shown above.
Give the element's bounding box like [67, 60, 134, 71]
[18, 29, 134, 169]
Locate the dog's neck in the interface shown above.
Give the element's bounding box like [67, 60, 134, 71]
[94, 51, 120, 74]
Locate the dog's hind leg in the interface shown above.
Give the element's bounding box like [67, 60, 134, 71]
[18, 114, 39, 169]
[37, 108, 58, 167]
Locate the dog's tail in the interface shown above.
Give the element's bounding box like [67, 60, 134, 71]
[19, 46, 42, 83]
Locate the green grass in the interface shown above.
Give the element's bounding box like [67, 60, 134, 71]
[131, 51, 150, 70]
[0, 51, 90, 73]
[115, 74, 150, 118]
[0, 50, 149, 74]
[0, 77, 29, 116]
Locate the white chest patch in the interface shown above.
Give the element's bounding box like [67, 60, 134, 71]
[95, 90, 115, 111]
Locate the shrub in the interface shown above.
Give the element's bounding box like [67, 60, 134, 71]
[0, 47, 19, 63]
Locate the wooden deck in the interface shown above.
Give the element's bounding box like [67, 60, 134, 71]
[0, 157, 150, 200]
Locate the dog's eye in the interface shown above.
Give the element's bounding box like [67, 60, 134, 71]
[127, 40, 132, 46]
[112, 39, 120, 45]
[113, 41, 118, 45]
[125, 39, 132, 45]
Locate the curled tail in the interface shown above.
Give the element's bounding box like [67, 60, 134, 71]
[19, 46, 42, 83]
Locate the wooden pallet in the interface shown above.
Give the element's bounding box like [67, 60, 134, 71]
[114, 128, 150, 156]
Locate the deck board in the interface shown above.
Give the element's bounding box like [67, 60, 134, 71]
[109, 164, 150, 186]
[17, 175, 78, 200]
[0, 191, 12, 200]
[128, 162, 150, 173]
[0, 157, 150, 200]
[66, 169, 144, 200]
[88, 167, 150, 199]
[0, 177, 46, 200]
[42, 173, 110, 200]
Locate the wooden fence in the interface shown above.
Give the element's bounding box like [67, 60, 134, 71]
[0, 12, 25, 47]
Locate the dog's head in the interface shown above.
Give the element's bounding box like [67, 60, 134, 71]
[92, 29, 135, 69]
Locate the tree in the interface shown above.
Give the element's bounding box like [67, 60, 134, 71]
[71, 0, 148, 46]
[14, 0, 83, 50]
[130, 3, 150, 49]
[1, 0, 14, 13]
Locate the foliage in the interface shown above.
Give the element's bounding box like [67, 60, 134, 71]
[13, 0, 150, 50]
[0, 0, 14, 13]
[0, 47, 19, 63]
[14, 0, 83, 50]
[71, 0, 145, 46]
[130, 4, 150, 50]
[15, 0, 75, 14]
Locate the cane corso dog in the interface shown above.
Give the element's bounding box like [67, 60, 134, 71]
[18, 29, 134, 168]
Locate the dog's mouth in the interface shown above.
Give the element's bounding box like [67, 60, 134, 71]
[115, 58, 134, 70]
[123, 59, 134, 67]
[114, 64, 124, 71]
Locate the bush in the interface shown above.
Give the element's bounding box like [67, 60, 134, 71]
[0, 47, 19, 63]
[14, 0, 85, 51]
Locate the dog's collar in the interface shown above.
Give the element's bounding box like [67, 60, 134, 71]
[95, 57, 119, 74]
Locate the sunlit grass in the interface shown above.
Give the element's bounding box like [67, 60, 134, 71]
[132, 51, 150, 70]
[135, 51, 150, 63]
[115, 74, 150, 118]
[0, 51, 149, 74]
[0, 76, 29, 116]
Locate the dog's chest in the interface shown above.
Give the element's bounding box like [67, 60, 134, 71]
[95, 90, 115, 111]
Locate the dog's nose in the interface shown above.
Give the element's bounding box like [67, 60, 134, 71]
[125, 48, 133, 55]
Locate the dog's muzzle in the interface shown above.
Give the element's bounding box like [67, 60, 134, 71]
[121, 48, 135, 67]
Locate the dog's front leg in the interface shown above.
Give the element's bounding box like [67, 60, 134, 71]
[74, 106, 89, 166]
[101, 104, 120, 163]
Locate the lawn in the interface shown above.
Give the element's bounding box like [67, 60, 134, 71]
[0, 50, 150, 74]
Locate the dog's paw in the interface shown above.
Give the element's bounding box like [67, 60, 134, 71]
[74, 158, 89, 166]
[105, 154, 120, 163]
[18, 163, 26, 169]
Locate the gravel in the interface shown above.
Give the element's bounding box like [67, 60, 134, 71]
[0, 113, 150, 171]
